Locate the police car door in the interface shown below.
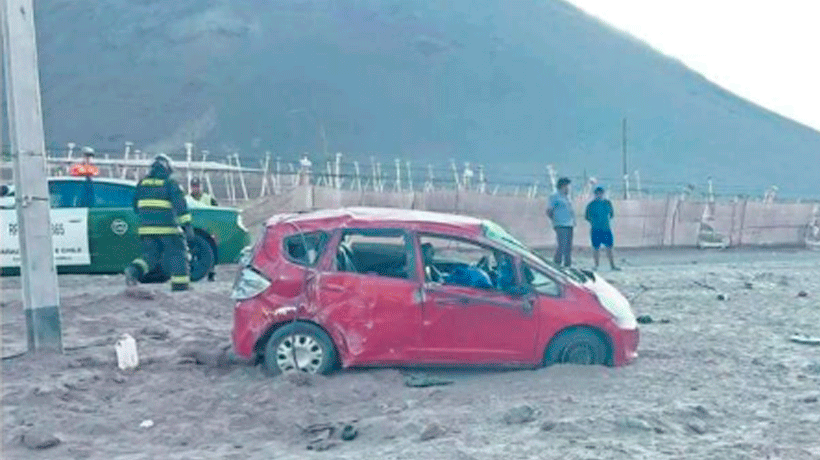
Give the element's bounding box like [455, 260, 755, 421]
[86, 181, 140, 273]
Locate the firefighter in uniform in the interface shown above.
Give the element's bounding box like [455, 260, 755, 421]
[124, 154, 193, 291]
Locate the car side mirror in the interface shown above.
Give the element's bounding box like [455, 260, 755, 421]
[505, 284, 530, 297]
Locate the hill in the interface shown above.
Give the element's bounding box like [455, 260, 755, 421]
[30, 0, 820, 196]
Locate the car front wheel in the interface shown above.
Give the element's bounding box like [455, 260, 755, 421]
[544, 328, 609, 366]
[188, 233, 215, 282]
[264, 322, 337, 375]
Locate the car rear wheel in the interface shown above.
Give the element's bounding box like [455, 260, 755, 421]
[544, 328, 609, 366]
[263, 323, 337, 375]
[188, 233, 215, 282]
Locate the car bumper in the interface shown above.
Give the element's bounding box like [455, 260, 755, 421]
[609, 326, 640, 366]
[232, 301, 261, 359]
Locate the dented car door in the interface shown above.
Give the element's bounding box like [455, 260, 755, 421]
[313, 229, 424, 366]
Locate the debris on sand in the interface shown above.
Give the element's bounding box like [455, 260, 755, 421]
[743, 282, 754, 289]
[340, 424, 358, 441]
[301, 421, 358, 450]
[139, 420, 154, 429]
[716, 293, 728, 301]
[21, 429, 61, 450]
[637, 315, 670, 325]
[797, 291, 809, 298]
[790, 334, 820, 346]
[115, 333, 139, 371]
[404, 374, 454, 388]
[419, 422, 447, 441]
[799, 395, 818, 403]
[502, 405, 537, 425]
[637, 315, 653, 324]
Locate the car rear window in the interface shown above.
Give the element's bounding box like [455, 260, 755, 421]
[282, 231, 328, 266]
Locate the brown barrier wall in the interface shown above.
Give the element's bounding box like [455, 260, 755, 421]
[249, 186, 816, 249]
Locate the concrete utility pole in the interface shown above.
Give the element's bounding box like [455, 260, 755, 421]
[2, 0, 63, 352]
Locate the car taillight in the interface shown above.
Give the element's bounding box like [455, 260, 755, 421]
[230, 266, 271, 300]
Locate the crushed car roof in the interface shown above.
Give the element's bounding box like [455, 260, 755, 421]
[265, 207, 486, 233]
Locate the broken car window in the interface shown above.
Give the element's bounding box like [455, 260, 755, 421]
[336, 229, 414, 279]
[283, 231, 328, 266]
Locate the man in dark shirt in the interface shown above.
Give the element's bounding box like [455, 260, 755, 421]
[585, 186, 620, 271]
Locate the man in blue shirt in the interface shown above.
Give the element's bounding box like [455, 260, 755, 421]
[585, 186, 620, 270]
[547, 177, 575, 267]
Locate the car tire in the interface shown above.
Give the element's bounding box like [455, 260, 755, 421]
[263, 322, 337, 376]
[188, 233, 215, 282]
[544, 328, 609, 366]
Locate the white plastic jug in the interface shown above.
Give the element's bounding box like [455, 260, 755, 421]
[115, 333, 139, 370]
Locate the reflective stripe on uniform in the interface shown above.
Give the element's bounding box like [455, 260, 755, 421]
[140, 178, 165, 186]
[132, 258, 149, 273]
[170, 275, 190, 284]
[138, 226, 182, 235]
[137, 199, 173, 209]
[177, 213, 192, 224]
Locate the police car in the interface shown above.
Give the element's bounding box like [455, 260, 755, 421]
[0, 176, 250, 282]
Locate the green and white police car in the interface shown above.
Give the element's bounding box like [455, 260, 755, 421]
[1, 176, 250, 282]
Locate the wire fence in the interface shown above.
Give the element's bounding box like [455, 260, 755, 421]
[0, 143, 812, 204]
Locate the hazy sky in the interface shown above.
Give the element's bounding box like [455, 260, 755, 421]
[566, 0, 820, 132]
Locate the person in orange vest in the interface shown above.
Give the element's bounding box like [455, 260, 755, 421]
[70, 147, 100, 177]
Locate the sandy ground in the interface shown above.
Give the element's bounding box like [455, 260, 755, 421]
[3, 249, 820, 459]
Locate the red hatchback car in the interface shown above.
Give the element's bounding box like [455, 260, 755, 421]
[231, 208, 639, 375]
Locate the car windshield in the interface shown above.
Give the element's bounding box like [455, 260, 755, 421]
[482, 220, 588, 283]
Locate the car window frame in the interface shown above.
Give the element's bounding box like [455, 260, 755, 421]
[522, 263, 563, 298]
[416, 231, 520, 293]
[281, 230, 329, 267]
[331, 227, 419, 282]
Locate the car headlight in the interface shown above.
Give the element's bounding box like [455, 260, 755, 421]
[590, 277, 637, 329]
[596, 291, 638, 329]
[230, 266, 271, 300]
[236, 213, 247, 231]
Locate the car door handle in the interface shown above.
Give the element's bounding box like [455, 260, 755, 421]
[324, 284, 346, 292]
